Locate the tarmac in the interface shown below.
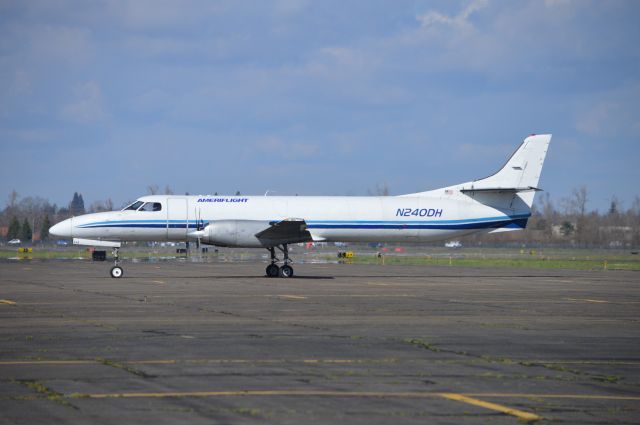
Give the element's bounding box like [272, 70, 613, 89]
[0, 260, 639, 424]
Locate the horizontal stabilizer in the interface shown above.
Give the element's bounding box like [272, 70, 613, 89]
[460, 186, 541, 194]
[488, 227, 523, 234]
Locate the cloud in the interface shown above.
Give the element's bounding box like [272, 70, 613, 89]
[273, 0, 309, 17]
[61, 81, 108, 124]
[1, 1, 638, 210]
[574, 83, 640, 138]
[105, 0, 221, 30]
[417, 0, 489, 29]
[575, 102, 619, 137]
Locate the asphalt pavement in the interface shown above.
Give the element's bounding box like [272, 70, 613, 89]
[1, 260, 639, 424]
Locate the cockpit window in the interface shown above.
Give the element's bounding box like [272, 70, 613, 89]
[138, 202, 162, 212]
[123, 201, 144, 211]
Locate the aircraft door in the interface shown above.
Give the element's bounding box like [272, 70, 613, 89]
[167, 198, 189, 240]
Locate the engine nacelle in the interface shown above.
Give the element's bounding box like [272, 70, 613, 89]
[199, 220, 272, 248]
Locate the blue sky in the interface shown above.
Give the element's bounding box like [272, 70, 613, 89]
[1, 0, 639, 212]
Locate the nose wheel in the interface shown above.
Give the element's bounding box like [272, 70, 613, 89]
[265, 245, 294, 278]
[110, 247, 123, 278]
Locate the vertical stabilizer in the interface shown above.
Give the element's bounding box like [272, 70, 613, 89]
[471, 134, 552, 191]
[402, 134, 552, 209]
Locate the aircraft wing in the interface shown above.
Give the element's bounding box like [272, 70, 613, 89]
[255, 218, 313, 245]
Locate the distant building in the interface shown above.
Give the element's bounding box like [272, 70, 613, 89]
[0, 227, 7, 238]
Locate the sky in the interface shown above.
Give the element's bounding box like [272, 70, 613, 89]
[1, 0, 639, 212]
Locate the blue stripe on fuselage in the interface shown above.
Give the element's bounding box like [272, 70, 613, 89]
[74, 215, 529, 231]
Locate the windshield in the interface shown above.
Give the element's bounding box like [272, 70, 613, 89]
[123, 201, 144, 211]
[138, 202, 162, 212]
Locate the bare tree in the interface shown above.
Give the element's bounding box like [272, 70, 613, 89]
[7, 190, 18, 208]
[164, 185, 174, 195]
[367, 182, 390, 196]
[147, 185, 159, 195]
[571, 186, 588, 217]
[629, 196, 640, 248]
[376, 183, 390, 196]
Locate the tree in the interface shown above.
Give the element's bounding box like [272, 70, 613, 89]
[560, 221, 575, 237]
[40, 216, 51, 241]
[235, 191, 241, 196]
[69, 192, 85, 216]
[164, 185, 173, 195]
[147, 185, 159, 195]
[7, 216, 20, 240]
[608, 196, 621, 216]
[570, 186, 588, 217]
[21, 218, 32, 241]
[375, 183, 390, 196]
[7, 190, 18, 209]
[563, 186, 588, 244]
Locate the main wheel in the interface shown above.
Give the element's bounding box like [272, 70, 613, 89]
[266, 264, 280, 278]
[279, 265, 294, 278]
[110, 266, 123, 278]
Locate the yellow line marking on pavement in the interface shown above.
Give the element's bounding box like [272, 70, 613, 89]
[287, 294, 409, 298]
[567, 298, 610, 303]
[0, 299, 17, 305]
[440, 392, 541, 422]
[67, 390, 445, 399]
[0, 358, 398, 366]
[527, 360, 640, 365]
[278, 295, 307, 300]
[0, 360, 96, 365]
[67, 389, 541, 420]
[65, 389, 640, 403]
[6, 357, 638, 367]
[465, 393, 640, 401]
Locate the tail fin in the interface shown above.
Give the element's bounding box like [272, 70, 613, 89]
[403, 134, 552, 209]
[471, 134, 552, 192]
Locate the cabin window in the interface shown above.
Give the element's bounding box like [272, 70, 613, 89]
[123, 201, 144, 211]
[139, 202, 162, 212]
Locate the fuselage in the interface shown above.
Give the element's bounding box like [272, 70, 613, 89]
[51, 193, 529, 245]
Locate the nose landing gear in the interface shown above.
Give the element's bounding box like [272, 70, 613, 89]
[110, 247, 123, 278]
[265, 244, 294, 278]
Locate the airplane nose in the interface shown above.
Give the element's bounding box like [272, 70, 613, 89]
[49, 218, 73, 238]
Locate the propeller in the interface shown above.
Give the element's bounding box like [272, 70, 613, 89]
[194, 206, 204, 249]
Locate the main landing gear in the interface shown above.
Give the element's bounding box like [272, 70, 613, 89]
[110, 247, 123, 278]
[266, 244, 294, 278]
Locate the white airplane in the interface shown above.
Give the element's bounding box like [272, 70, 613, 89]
[50, 134, 551, 278]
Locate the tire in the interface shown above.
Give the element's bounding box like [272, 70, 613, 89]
[266, 264, 280, 278]
[110, 266, 123, 279]
[279, 265, 294, 278]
